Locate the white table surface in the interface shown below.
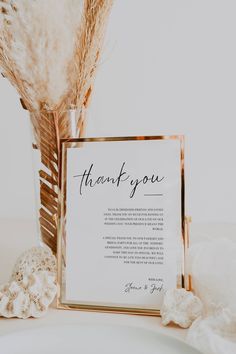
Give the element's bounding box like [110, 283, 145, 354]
[0, 219, 235, 340]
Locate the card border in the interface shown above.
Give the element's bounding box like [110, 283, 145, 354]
[57, 135, 187, 316]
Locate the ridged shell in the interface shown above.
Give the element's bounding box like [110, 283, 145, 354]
[0, 246, 57, 319]
[11, 246, 57, 282]
[161, 289, 203, 329]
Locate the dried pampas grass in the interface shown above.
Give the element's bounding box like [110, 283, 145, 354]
[0, 0, 113, 253]
[0, 0, 83, 111]
[71, 0, 113, 106]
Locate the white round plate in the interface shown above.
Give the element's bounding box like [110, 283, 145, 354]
[0, 324, 201, 354]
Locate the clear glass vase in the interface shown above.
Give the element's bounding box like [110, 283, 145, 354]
[29, 108, 86, 254]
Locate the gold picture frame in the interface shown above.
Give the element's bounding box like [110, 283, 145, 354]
[57, 135, 189, 316]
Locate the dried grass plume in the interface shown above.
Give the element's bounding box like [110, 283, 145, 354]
[0, 0, 113, 253]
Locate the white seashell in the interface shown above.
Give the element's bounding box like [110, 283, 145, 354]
[0, 271, 57, 319]
[0, 246, 57, 319]
[11, 246, 57, 282]
[160, 288, 203, 329]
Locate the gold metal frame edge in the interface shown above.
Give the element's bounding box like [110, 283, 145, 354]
[57, 135, 186, 317]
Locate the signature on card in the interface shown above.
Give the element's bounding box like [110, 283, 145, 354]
[124, 280, 164, 294]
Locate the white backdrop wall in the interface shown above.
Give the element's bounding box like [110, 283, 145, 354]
[0, 0, 236, 223]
